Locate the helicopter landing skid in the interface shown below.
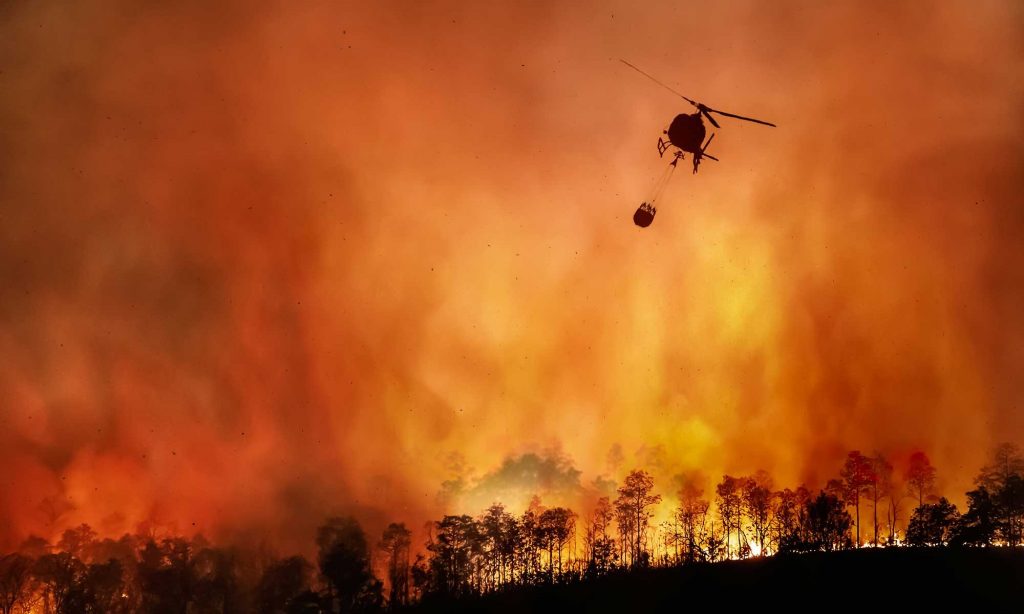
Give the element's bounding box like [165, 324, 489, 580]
[657, 139, 686, 165]
[657, 137, 670, 157]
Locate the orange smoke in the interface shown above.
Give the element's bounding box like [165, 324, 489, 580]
[1, 1, 1023, 552]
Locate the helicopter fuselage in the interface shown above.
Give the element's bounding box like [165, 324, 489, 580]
[666, 112, 707, 155]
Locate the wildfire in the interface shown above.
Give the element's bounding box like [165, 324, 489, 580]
[0, 0, 1022, 558]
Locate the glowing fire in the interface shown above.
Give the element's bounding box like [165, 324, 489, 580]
[1, 1, 1022, 554]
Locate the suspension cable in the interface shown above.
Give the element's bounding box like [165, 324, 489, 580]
[646, 158, 679, 205]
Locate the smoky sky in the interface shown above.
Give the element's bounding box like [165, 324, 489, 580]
[1, 1, 1023, 552]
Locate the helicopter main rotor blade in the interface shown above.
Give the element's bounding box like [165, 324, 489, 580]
[619, 59, 776, 127]
[619, 59, 698, 108]
[698, 106, 721, 129]
[705, 107, 776, 127]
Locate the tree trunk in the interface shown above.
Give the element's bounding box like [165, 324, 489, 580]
[854, 493, 860, 547]
[872, 485, 878, 546]
[634, 509, 639, 566]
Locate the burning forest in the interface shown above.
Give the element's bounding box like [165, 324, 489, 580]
[2, 0, 1023, 612]
[1, 443, 1023, 612]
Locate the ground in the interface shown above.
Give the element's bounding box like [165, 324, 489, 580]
[407, 548, 1024, 613]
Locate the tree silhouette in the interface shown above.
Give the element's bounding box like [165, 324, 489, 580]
[868, 453, 893, 546]
[906, 452, 937, 508]
[57, 525, 98, 563]
[994, 474, 1024, 546]
[477, 506, 502, 591]
[477, 504, 521, 590]
[952, 487, 997, 546]
[137, 537, 199, 614]
[584, 497, 616, 576]
[615, 470, 661, 567]
[18, 536, 51, 559]
[675, 484, 711, 564]
[715, 476, 742, 559]
[976, 443, 1024, 546]
[612, 496, 636, 567]
[704, 522, 726, 562]
[33, 552, 86, 614]
[775, 486, 809, 552]
[193, 546, 244, 614]
[906, 498, 959, 546]
[824, 478, 846, 502]
[840, 451, 876, 547]
[518, 502, 541, 582]
[426, 515, 479, 598]
[4, 441, 1024, 610]
[316, 517, 383, 613]
[741, 472, 774, 556]
[90, 535, 139, 570]
[538, 508, 575, 579]
[80, 558, 131, 614]
[495, 511, 520, 587]
[0, 553, 33, 614]
[975, 443, 1024, 493]
[379, 523, 412, 607]
[585, 493, 614, 577]
[802, 491, 853, 551]
[256, 556, 313, 614]
[878, 457, 904, 545]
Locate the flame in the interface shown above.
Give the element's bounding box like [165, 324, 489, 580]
[1, 1, 1023, 552]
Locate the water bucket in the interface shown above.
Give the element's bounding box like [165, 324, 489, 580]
[633, 202, 656, 228]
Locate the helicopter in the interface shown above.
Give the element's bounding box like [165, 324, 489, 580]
[621, 59, 776, 174]
[621, 60, 775, 228]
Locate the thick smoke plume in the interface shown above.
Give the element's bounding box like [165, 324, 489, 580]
[1, 1, 1022, 552]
